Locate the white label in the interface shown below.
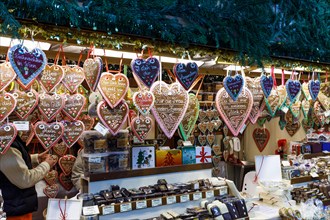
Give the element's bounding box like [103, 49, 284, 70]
[13, 121, 29, 131]
[166, 195, 176, 204]
[325, 110, 330, 117]
[88, 157, 101, 163]
[82, 205, 100, 216]
[206, 190, 214, 198]
[180, 194, 189, 203]
[310, 172, 319, 178]
[136, 200, 147, 209]
[328, 175, 330, 183]
[94, 122, 108, 136]
[102, 205, 115, 215]
[323, 151, 329, 153]
[120, 203, 132, 212]
[133, 136, 144, 144]
[151, 198, 162, 207]
[219, 187, 228, 196]
[282, 161, 291, 167]
[282, 106, 289, 113]
[193, 192, 202, 201]
[183, 141, 192, 146]
[239, 124, 247, 134]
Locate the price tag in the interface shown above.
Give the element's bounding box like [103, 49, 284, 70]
[281, 161, 291, 167]
[166, 195, 176, 205]
[136, 200, 147, 209]
[183, 141, 192, 146]
[206, 190, 214, 198]
[282, 106, 289, 113]
[239, 124, 247, 134]
[94, 122, 108, 136]
[102, 205, 115, 215]
[193, 192, 202, 201]
[151, 198, 162, 207]
[88, 157, 101, 163]
[180, 194, 189, 203]
[220, 186, 228, 196]
[13, 121, 29, 131]
[120, 203, 132, 212]
[83, 205, 100, 216]
[310, 172, 319, 178]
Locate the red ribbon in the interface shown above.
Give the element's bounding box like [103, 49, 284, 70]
[281, 69, 285, 85]
[196, 147, 211, 163]
[270, 65, 277, 88]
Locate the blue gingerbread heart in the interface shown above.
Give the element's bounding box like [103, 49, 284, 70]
[173, 62, 198, 90]
[131, 57, 160, 88]
[260, 74, 273, 98]
[285, 79, 301, 102]
[308, 80, 320, 101]
[223, 74, 244, 101]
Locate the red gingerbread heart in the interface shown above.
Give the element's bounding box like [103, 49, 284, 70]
[0, 62, 16, 92]
[133, 90, 155, 115]
[39, 65, 64, 93]
[0, 93, 17, 123]
[62, 66, 85, 93]
[44, 170, 58, 186]
[43, 184, 59, 198]
[83, 57, 102, 91]
[131, 116, 153, 141]
[53, 142, 68, 156]
[59, 173, 74, 191]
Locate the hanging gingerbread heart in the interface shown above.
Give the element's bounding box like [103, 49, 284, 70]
[34, 121, 64, 150]
[207, 134, 215, 146]
[223, 73, 244, 101]
[178, 93, 199, 141]
[18, 123, 34, 146]
[214, 119, 222, 130]
[301, 82, 311, 100]
[215, 88, 253, 136]
[43, 184, 59, 198]
[98, 72, 129, 108]
[260, 74, 273, 98]
[83, 57, 102, 91]
[301, 99, 310, 118]
[198, 134, 207, 146]
[0, 62, 16, 92]
[265, 89, 281, 117]
[0, 123, 17, 155]
[318, 92, 330, 111]
[79, 114, 95, 130]
[59, 155, 76, 176]
[12, 89, 38, 120]
[131, 57, 160, 88]
[151, 81, 189, 138]
[246, 77, 264, 124]
[286, 79, 301, 102]
[198, 110, 207, 121]
[0, 93, 17, 123]
[61, 120, 85, 148]
[207, 121, 215, 133]
[289, 100, 301, 118]
[8, 44, 47, 87]
[39, 65, 64, 93]
[38, 93, 64, 122]
[59, 173, 74, 191]
[53, 142, 68, 156]
[309, 79, 320, 101]
[253, 128, 270, 152]
[212, 109, 219, 120]
[97, 100, 128, 135]
[131, 116, 153, 141]
[44, 170, 58, 186]
[285, 121, 301, 137]
[206, 109, 214, 121]
[62, 94, 86, 120]
[62, 66, 85, 93]
[212, 145, 221, 156]
[133, 90, 155, 115]
[173, 62, 198, 90]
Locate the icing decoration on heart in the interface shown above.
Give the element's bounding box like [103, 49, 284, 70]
[131, 57, 160, 88]
[62, 120, 85, 148]
[83, 57, 102, 91]
[285, 79, 301, 102]
[301, 82, 311, 100]
[173, 62, 198, 90]
[98, 72, 129, 108]
[62, 66, 85, 93]
[199, 110, 207, 121]
[265, 89, 280, 117]
[97, 100, 128, 135]
[59, 173, 74, 191]
[18, 123, 34, 146]
[12, 89, 38, 120]
[38, 93, 64, 122]
[309, 79, 320, 101]
[44, 170, 58, 186]
[215, 88, 253, 136]
[62, 94, 86, 120]
[260, 74, 273, 98]
[198, 122, 207, 134]
[246, 77, 264, 124]
[0, 123, 17, 155]
[212, 145, 221, 156]
[223, 74, 244, 101]
[207, 134, 215, 146]
[79, 114, 95, 130]
[151, 81, 189, 138]
[8, 44, 47, 87]
[285, 121, 301, 137]
[59, 155, 76, 176]
[0, 93, 17, 123]
[39, 65, 64, 93]
[43, 184, 59, 198]
[257, 118, 267, 127]
[198, 134, 207, 146]
[253, 128, 270, 152]
[289, 100, 301, 118]
[34, 122, 64, 150]
[131, 116, 153, 141]
[0, 62, 16, 92]
[53, 142, 68, 156]
[178, 93, 199, 141]
[133, 90, 155, 115]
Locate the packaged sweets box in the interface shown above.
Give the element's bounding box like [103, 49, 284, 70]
[156, 149, 182, 167]
[131, 146, 155, 170]
[180, 146, 196, 165]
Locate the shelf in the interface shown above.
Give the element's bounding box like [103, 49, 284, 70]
[87, 163, 213, 182]
[290, 175, 327, 184]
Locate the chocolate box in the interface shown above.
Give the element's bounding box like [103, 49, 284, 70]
[180, 146, 196, 165]
[131, 146, 155, 170]
[195, 146, 212, 164]
[156, 149, 182, 167]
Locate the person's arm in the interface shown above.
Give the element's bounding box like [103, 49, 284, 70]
[0, 148, 50, 189]
[71, 150, 84, 190]
[30, 154, 39, 167]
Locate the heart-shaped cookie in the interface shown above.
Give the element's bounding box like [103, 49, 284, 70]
[309, 79, 320, 101]
[199, 110, 207, 121]
[260, 74, 273, 98]
[83, 57, 102, 91]
[198, 134, 207, 146]
[38, 93, 64, 122]
[223, 74, 244, 101]
[53, 142, 68, 156]
[212, 145, 221, 156]
[285, 121, 301, 137]
[59, 173, 74, 191]
[0, 62, 16, 92]
[97, 100, 128, 135]
[39, 65, 64, 92]
[34, 121, 64, 150]
[0, 93, 17, 123]
[206, 109, 214, 121]
[289, 100, 301, 118]
[131, 116, 153, 141]
[173, 62, 198, 90]
[246, 77, 264, 124]
[44, 170, 58, 186]
[12, 89, 38, 120]
[62, 94, 86, 120]
[61, 120, 85, 148]
[133, 90, 155, 115]
[151, 81, 189, 138]
[301, 82, 311, 100]
[286, 79, 301, 102]
[79, 114, 95, 130]
[43, 184, 59, 198]
[62, 66, 85, 93]
[207, 121, 215, 133]
[59, 155, 76, 176]
[253, 128, 270, 152]
[207, 134, 215, 146]
[131, 57, 160, 88]
[98, 72, 129, 108]
[0, 123, 17, 155]
[18, 123, 34, 146]
[8, 44, 47, 87]
[215, 88, 253, 136]
[214, 119, 222, 130]
[265, 89, 281, 117]
[301, 99, 311, 118]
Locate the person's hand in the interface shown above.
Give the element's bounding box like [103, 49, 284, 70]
[44, 155, 56, 168]
[38, 150, 50, 163]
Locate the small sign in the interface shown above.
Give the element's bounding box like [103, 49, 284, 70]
[166, 195, 176, 205]
[310, 172, 319, 178]
[120, 203, 132, 212]
[180, 194, 189, 203]
[219, 186, 228, 196]
[239, 124, 247, 134]
[282, 106, 289, 113]
[281, 161, 291, 167]
[183, 141, 192, 146]
[325, 110, 330, 117]
[206, 190, 214, 198]
[94, 122, 108, 136]
[88, 157, 101, 163]
[82, 205, 100, 216]
[102, 205, 115, 215]
[136, 200, 147, 209]
[13, 121, 29, 131]
[151, 198, 162, 207]
[193, 192, 202, 201]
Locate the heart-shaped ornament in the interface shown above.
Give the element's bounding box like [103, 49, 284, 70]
[62, 120, 85, 148]
[215, 88, 253, 136]
[62, 94, 86, 120]
[286, 79, 301, 102]
[173, 62, 198, 90]
[301, 82, 311, 100]
[79, 114, 95, 130]
[223, 74, 244, 101]
[253, 128, 270, 152]
[34, 122, 64, 150]
[43, 184, 59, 198]
[207, 134, 215, 146]
[178, 93, 199, 141]
[206, 109, 214, 121]
[212, 145, 221, 156]
[318, 92, 330, 111]
[0, 93, 17, 123]
[0, 123, 17, 155]
[131, 116, 153, 141]
[62, 66, 85, 93]
[12, 89, 38, 120]
[133, 90, 155, 115]
[289, 100, 301, 118]
[285, 121, 301, 137]
[131, 57, 160, 88]
[265, 89, 281, 117]
[207, 121, 215, 133]
[0, 62, 16, 92]
[214, 119, 222, 130]
[97, 100, 128, 135]
[39, 65, 64, 92]
[301, 99, 310, 118]
[151, 81, 189, 138]
[59, 173, 74, 191]
[188, 135, 195, 145]
[199, 110, 207, 121]
[18, 123, 34, 146]
[198, 134, 207, 146]
[309, 80, 320, 101]
[53, 142, 68, 156]
[59, 155, 76, 176]
[198, 122, 207, 134]
[44, 170, 58, 186]
[98, 72, 129, 108]
[83, 57, 102, 91]
[38, 93, 64, 122]
[8, 44, 47, 87]
[212, 109, 219, 120]
[260, 74, 273, 98]
[246, 77, 264, 124]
